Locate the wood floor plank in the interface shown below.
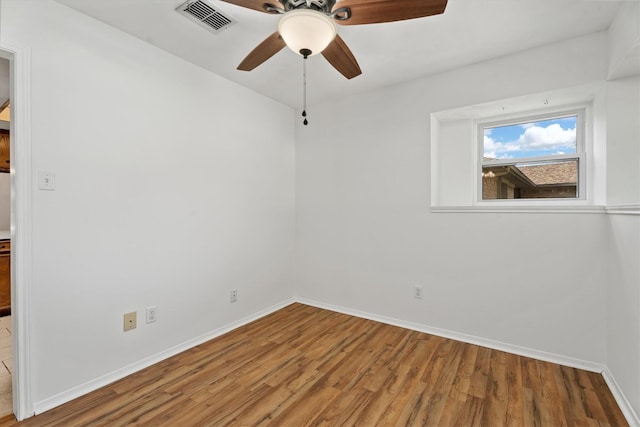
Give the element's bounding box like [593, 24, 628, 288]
[521, 357, 549, 426]
[450, 343, 479, 402]
[307, 387, 373, 427]
[346, 362, 413, 426]
[0, 303, 629, 426]
[552, 363, 576, 426]
[539, 360, 568, 426]
[468, 346, 492, 399]
[410, 341, 467, 425]
[452, 395, 486, 427]
[374, 339, 442, 425]
[482, 349, 508, 426]
[504, 353, 525, 425]
[559, 363, 590, 422]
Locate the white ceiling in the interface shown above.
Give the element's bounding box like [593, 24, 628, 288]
[55, 0, 621, 108]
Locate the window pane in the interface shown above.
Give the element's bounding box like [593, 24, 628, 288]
[482, 159, 578, 200]
[483, 115, 577, 160]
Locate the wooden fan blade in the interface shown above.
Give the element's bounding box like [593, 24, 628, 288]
[333, 0, 447, 25]
[237, 32, 287, 71]
[322, 35, 362, 79]
[219, 0, 284, 14]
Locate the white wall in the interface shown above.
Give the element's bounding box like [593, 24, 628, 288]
[1, 0, 295, 407]
[605, 3, 640, 418]
[431, 118, 473, 206]
[607, 213, 640, 418]
[608, 1, 640, 80]
[295, 32, 610, 365]
[605, 76, 640, 205]
[605, 75, 640, 419]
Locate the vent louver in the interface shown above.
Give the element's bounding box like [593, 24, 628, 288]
[176, 0, 237, 34]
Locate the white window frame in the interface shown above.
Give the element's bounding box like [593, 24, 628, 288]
[475, 108, 587, 204]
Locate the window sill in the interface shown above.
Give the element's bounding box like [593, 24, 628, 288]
[430, 205, 607, 214]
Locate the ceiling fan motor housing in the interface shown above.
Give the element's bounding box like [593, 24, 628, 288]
[277, 8, 337, 56]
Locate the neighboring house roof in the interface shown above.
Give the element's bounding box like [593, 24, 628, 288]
[516, 161, 577, 186]
[483, 159, 577, 189]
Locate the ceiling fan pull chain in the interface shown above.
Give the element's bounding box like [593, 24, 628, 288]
[301, 49, 310, 126]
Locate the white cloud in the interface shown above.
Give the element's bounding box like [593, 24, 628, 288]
[502, 143, 523, 152]
[484, 135, 498, 151]
[517, 123, 576, 149]
[484, 138, 521, 154]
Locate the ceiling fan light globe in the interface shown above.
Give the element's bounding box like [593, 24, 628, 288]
[278, 9, 337, 56]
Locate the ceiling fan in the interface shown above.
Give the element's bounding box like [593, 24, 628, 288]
[222, 0, 448, 79]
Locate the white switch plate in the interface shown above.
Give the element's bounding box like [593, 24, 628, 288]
[38, 171, 56, 191]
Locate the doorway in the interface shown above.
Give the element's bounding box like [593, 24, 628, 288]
[0, 55, 12, 419]
[0, 56, 11, 418]
[0, 41, 32, 421]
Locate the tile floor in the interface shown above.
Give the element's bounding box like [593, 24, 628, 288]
[0, 316, 11, 417]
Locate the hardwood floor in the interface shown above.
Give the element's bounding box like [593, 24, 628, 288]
[0, 303, 628, 426]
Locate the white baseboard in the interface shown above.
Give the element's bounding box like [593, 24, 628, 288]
[602, 367, 640, 427]
[296, 297, 604, 372]
[33, 298, 296, 415]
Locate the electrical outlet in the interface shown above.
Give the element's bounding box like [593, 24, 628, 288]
[230, 290, 238, 303]
[146, 306, 157, 324]
[414, 286, 423, 299]
[123, 311, 137, 331]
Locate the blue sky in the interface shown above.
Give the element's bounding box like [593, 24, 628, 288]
[484, 115, 577, 160]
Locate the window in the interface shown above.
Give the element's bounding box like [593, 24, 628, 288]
[479, 110, 584, 201]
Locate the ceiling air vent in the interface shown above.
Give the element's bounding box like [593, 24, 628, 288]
[176, 0, 238, 34]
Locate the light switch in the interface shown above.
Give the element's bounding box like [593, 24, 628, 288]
[38, 171, 56, 191]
